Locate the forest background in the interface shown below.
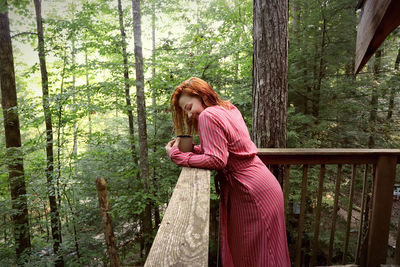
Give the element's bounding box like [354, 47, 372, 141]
[1, 0, 400, 266]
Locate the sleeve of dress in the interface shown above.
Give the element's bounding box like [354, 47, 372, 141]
[168, 111, 228, 170]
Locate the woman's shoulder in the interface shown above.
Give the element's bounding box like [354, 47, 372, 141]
[199, 104, 240, 126]
[201, 104, 235, 118]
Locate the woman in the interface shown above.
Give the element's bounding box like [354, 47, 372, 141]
[165, 77, 290, 267]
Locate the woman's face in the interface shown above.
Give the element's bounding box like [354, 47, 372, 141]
[178, 94, 205, 120]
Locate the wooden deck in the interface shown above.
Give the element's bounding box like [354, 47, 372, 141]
[145, 149, 400, 267]
[258, 148, 400, 267]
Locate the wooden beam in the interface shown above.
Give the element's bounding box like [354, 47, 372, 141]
[355, 0, 400, 74]
[258, 148, 400, 165]
[366, 156, 397, 266]
[145, 168, 210, 267]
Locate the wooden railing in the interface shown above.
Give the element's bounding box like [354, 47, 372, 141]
[258, 148, 400, 267]
[144, 167, 210, 267]
[145, 149, 400, 267]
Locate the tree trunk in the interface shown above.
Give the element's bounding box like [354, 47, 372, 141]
[85, 48, 92, 138]
[56, 46, 67, 234]
[72, 39, 78, 157]
[132, 0, 153, 256]
[368, 49, 382, 148]
[56, 47, 67, 192]
[312, 15, 327, 120]
[117, 0, 136, 156]
[151, 1, 161, 228]
[291, 0, 299, 34]
[0, 5, 32, 261]
[387, 43, 400, 120]
[33, 1, 64, 265]
[252, 0, 288, 148]
[43, 202, 49, 242]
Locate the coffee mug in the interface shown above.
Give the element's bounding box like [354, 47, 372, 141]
[177, 135, 193, 152]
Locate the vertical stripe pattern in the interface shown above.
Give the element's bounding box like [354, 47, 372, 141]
[169, 105, 290, 266]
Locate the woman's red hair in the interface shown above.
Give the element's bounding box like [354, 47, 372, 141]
[171, 77, 232, 135]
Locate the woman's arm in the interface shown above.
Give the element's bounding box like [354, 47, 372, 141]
[168, 146, 226, 169]
[168, 111, 228, 170]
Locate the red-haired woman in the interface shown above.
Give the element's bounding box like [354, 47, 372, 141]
[165, 77, 290, 267]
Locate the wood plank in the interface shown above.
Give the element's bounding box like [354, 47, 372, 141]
[355, 0, 400, 74]
[366, 156, 397, 267]
[328, 164, 342, 265]
[311, 164, 326, 266]
[356, 164, 369, 263]
[283, 165, 291, 220]
[145, 168, 210, 267]
[258, 148, 400, 165]
[258, 148, 400, 155]
[295, 165, 308, 267]
[395, 213, 400, 264]
[343, 165, 357, 264]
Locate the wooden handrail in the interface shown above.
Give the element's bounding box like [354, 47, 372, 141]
[258, 148, 400, 164]
[145, 167, 210, 267]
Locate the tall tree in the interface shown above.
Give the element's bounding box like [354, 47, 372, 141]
[252, 0, 288, 148]
[311, 4, 327, 120]
[117, 0, 136, 157]
[33, 0, 64, 266]
[85, 48, 92, 138]
[0, 2, 31, 262]
[151, 0, 161, 229]
[132, 0, 152, 256]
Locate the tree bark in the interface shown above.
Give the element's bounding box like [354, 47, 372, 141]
[33, 0, 64, 265]
[132, 0, 153, 256]
[117, 0, 136, 156]
[252, 0, 288, 148]
[0, 4, 32, 261]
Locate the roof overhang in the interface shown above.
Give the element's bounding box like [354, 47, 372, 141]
[355, 0, 400, 74]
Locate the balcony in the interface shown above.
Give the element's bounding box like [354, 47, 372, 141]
[145, 149, 400, 267]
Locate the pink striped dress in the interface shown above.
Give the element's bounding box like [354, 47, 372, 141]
[169, 104, 290, 267]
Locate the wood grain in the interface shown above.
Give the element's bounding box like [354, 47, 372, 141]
[145, 168, 210, 267]
[355, 0, 400, 73]
[258, 148, 400, 164]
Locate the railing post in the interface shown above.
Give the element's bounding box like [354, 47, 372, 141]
[366, 155, 397, 267]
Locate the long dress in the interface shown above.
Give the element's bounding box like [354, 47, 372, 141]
[168, 104, 290, 267]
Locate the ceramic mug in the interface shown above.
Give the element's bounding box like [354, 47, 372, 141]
[177, 135, 193, 152]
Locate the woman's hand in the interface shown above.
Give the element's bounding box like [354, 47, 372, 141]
[165, 138, 180, 155]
